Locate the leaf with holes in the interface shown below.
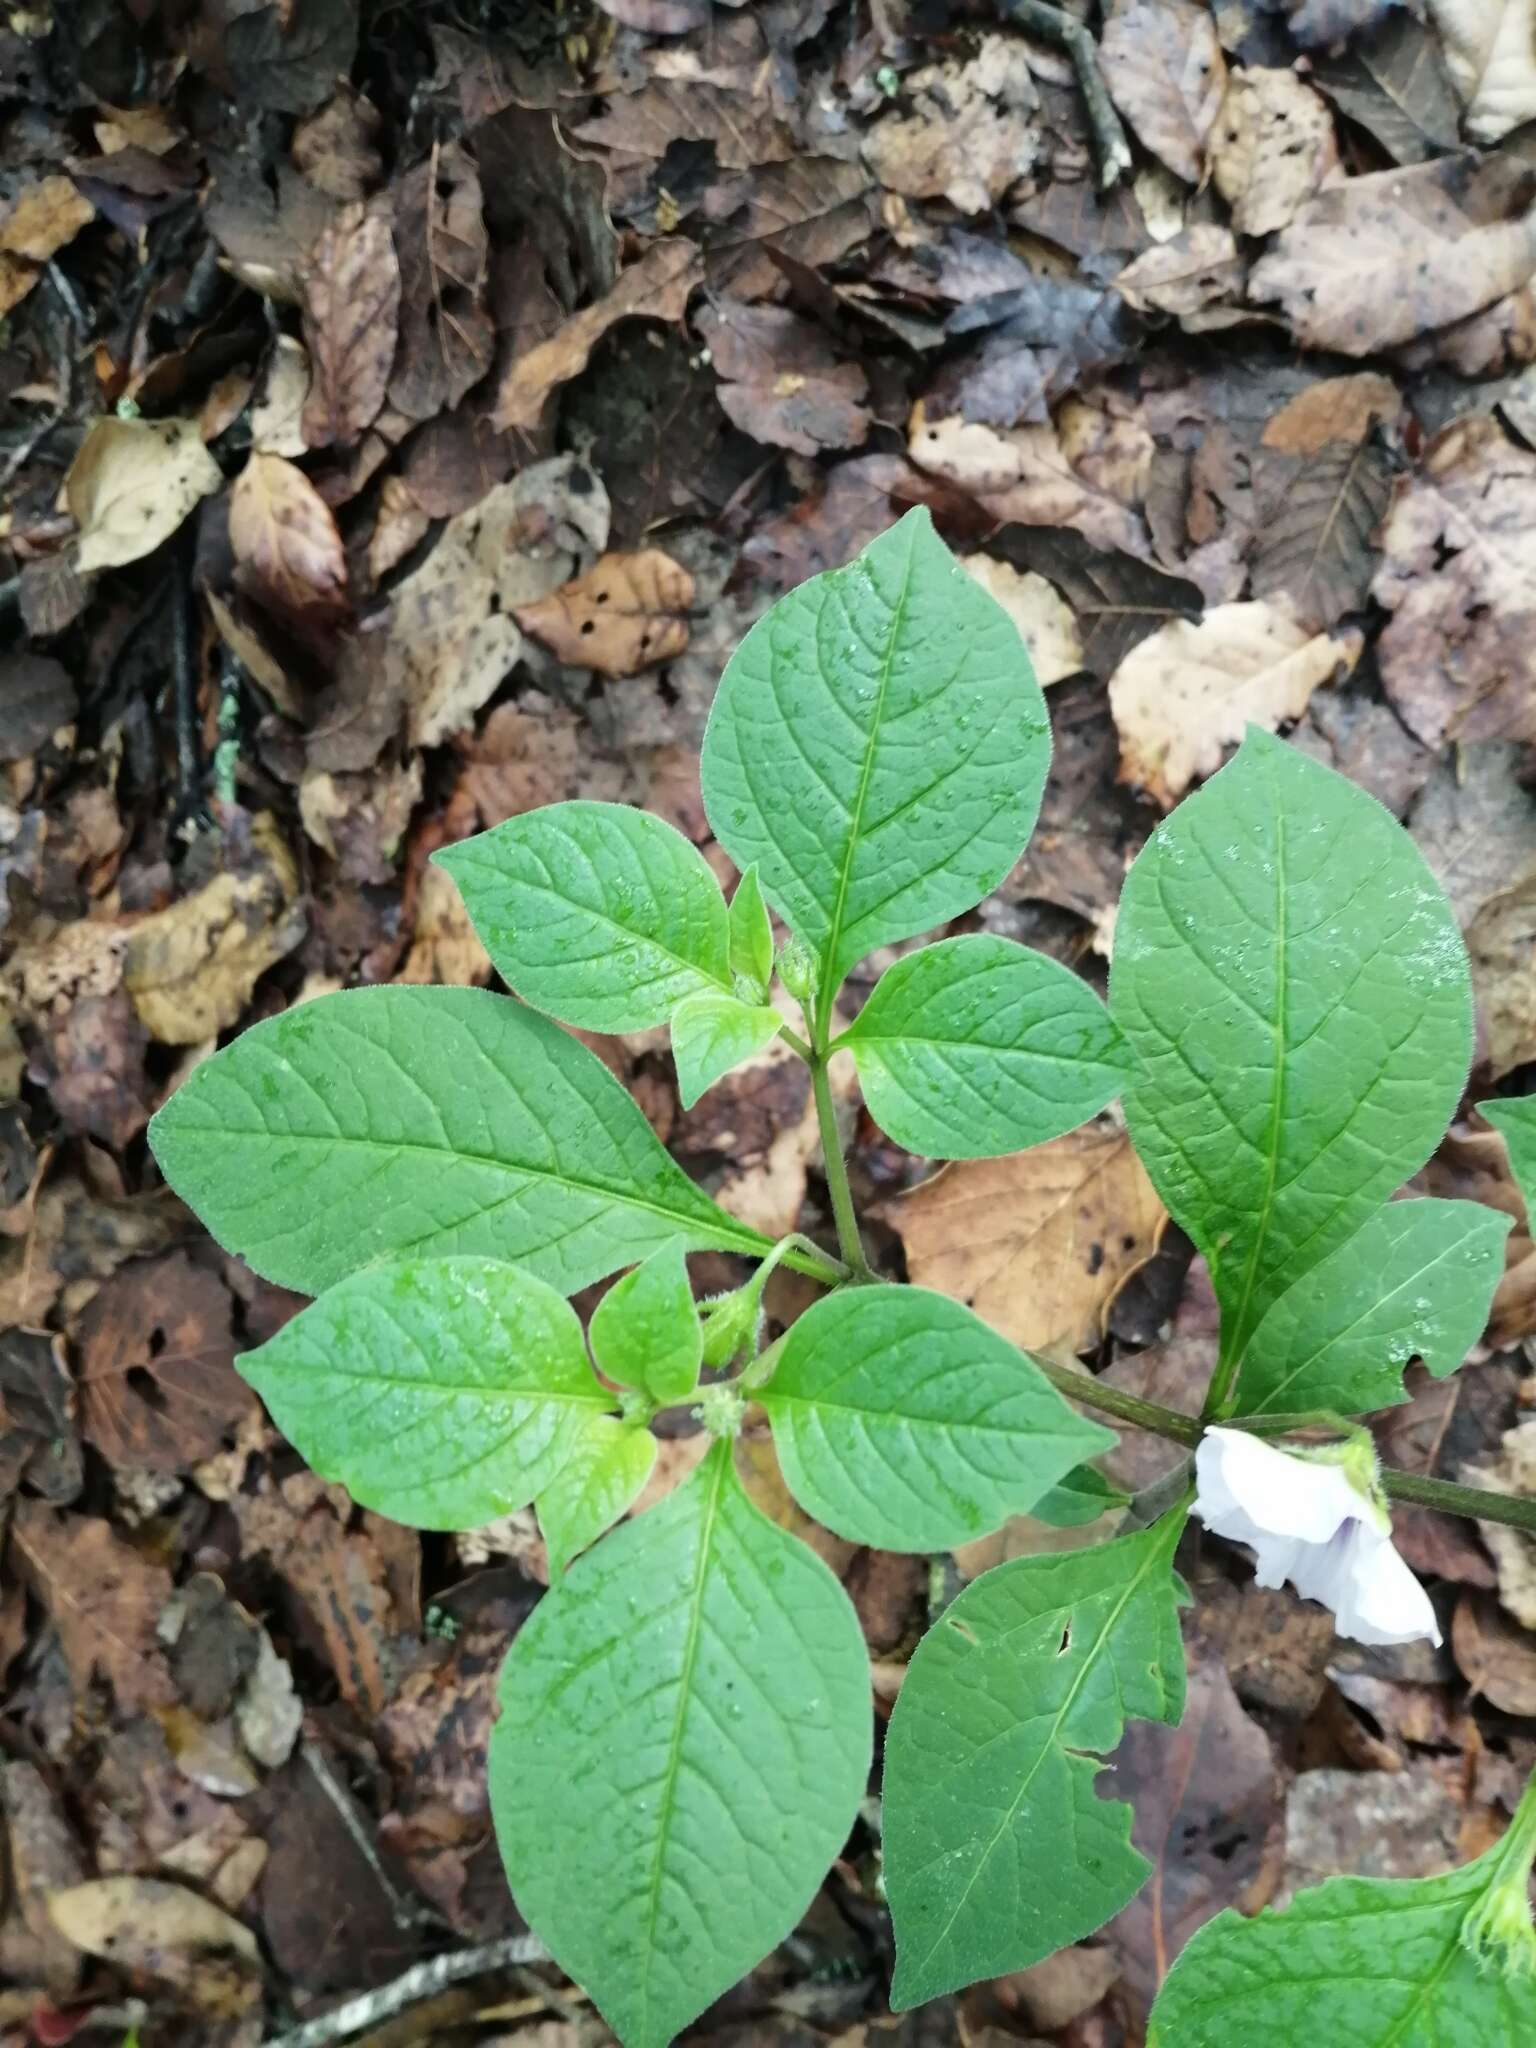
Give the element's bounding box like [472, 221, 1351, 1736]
[701, 507, 1049, 1028]
[435, 803, 732, 1032]
[492, 1438, 872, 2048]
[238, 1257, 611, 1529]
[1110, 730, 1472, 1376]
[148, 986, 778, 1298]
[758, 1286, 1114, 1551]
[885, 1512, 1187, 2006]
[1239, 1197, 1509, 1415]
[839, 935, 1128, 1159]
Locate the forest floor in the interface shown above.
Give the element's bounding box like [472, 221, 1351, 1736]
[3, 0, 1536, 2043]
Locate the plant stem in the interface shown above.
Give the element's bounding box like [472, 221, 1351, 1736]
[779, 1023, 815, 1062]
[809, 1054, 874, 1281]
[778, 1237, 849, 1288]
[1031, 1356, 1536, 1539]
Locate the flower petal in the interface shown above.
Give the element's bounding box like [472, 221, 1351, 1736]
[1329, 1521, 1443, 1648]
[1195, 1428, 1356, 1545]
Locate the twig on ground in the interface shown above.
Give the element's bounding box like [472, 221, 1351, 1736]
[998, 0, 1134, 187]
[263, 1933, 553, 2048]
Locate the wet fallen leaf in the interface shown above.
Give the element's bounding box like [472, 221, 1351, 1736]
[1115, 226, 1243, 317]
[1250, 153, 1536, 354]
[1373, 414, 1536, 746]
[494, 236, 700, 431]
[1250, 436, 1394, 630]
[991, 526, 1203, 680]
[76, 1250, 253, 1473]
[960, 555, 1083, 685]
[933, 274, 1137, 428]
[66, 416, 221, 575]
[1429, 0, 1536, 141]
[1260, 371, 1401, 455]
[911, 406, 1148, 558]
[292, 83, 384, 201]
[229, 451, 349, 627]
[705, 157, 877, 299]
[696, 299, 869, 454]
[225, 0, 359, 117]
[0, 654, 77, 761]
[1314, 14, 1463, 165]
[864, 35, 1040, 214]
[1210, 66, 1339, 237]
[1109, 600, 1362, 806]
[1453, 1589, 1536, 1713]
[389, 141, 494, 422]
[573, 78, 794, 170]
[889, 1123, 1167, 1355]
[47, 1875, 258, 2014]
[300, 197, 401, 448]
[514, 548, 693, 677]
[123, 814, 305, 1042]
[1100, 0, 1227, 185]
[12, 1502, 175, 1710]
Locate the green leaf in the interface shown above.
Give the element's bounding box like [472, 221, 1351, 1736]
[1479, 1096, 1536, 1212]
[537, 1416, 656, 1575]
[1031, 1464, 1129, 1527]
[839, 935, 1128, 1159]
[700, 506, 1050, 1027]
[670, 991, 782, 1110]
[1147, 1857, 1536, 2047]
[1110, 729, 1472, 1369]
[149, 986, 773, 1297]
[1241, 1198, 1510, 1415]
[728, 864, 774, 997]
[434, 801, 731, 1031]
[491, 1440, 872, 2048]
[588, 1242, 702, 1406]
[238, 1257, 611, 1530]
[885, 1513, 1187, 2007]
[758, 1286, 1115, 1552]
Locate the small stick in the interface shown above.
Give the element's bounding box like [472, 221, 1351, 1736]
[262, 1933, 552, 2048]
[999, 0, 1134, 188]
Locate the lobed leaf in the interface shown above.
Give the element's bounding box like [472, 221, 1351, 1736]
[700, 507, 1050, 1027]
[1240, 1198, 1509, 1415]
[885, 1514, 1187, 2006]
[759, 1287, 1114, 1552]
[839, 934, 1128, 1159]
[1110, 729, 1472, 1371]
[492, 1439, 872, 2048]
[238, 1257, 610, 1530]
[149, 986, 771, 1297]
[434, 801, 731, 1032]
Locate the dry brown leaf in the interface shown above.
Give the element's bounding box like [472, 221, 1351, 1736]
[229, 451, 348, 625]
[3, 1761, 86, 1998]
[494, 237, 701, 431]
[514, 549, 694, 678]
[1210, 67, 1339, 237]
[0, 174, 94, 315]
[1109, 600, 1362, 807]
[911, 405, 1148, 557]
[1373, 414, 1536, 746]
[1115, 226, 1242, 317]
[1261, 372, 1402, 454]
[1464, 1417, 1536, 1628]
[299, 759, 423, 882]
[123, 813, 305, 1042]
[397, 861, 492, 986]
[1469, 874, 1536, 1076]
[389, 141, 494, 422]
[696, 299, 869, 455]
[960, 555, 1083, 684]
[66, 415, 222, 575]
[1453, 1588, 1536, 1713]
[573, 79, 794, 170]
[705, 157, 876, 300]
[12, 1502, 176, 1710]
[250, 334, 311, 455]
[47, 1875, 258, 2013]
[205, 587, 303, 718]
[889, 1123, 1167, 1355]
[863, 35, 1040, 214]
[76, 1251, 254, 1473]
[1429, 0, 1536, 140]
[1100, 0, 1228, 185]
[292, 84, 384, 200]
[1250, 154, 1536, 354]
[300, 198, 401, 448]
[367, 473, 431, 584]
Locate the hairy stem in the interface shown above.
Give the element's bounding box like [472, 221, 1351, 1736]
[779, 1236, 849, 1288]
[1031, 1357, 1536, 1539]
[809, 1055, 874, 1281]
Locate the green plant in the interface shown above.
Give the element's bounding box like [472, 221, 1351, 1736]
[150, 510, 1536, 2047]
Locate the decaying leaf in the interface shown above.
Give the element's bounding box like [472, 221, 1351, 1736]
[0, 174, 94, 315]
[494, 237, 701, 431]
[1109, 600, 1362, 806]
[300, 198, 401, 448]
[960, 555, 1083, 685]
[229, 451, 349, 626]
[1373, 415, 1536, 747]
[3, 1761, 86, 1997]
[1260, 372, 1402, 454]
[572, 79, 794, 170]
[389, 141, 494, 421]
[1453, 1589, 1536, 1713]
[696, 300, 869, 455]
[1115, 226, 1242, 318]
[1210, 66, 1340, 238]
[250, 334, 312, 455]
[911, 406, 1148, 558]
[991, 526, 1204, 679]
[66, 416, 222, 575]
[122, 813, 305, 1042]
[12, 1502, 176, 1710]
[704, 158, 876, 300]
[1250, 153, 1536, 354]
[1250, 436, 1394, 629]
[1314, 14, 1463, 165]
[889, 1123, 1168, 1356]
[0, 653, 77, 760]
[47, 1875, 259, 2014]
[1429, 0, 1536, 141]
[513, 549, 693, 678]
[863, 34, 1040, 214]
[1100, 0, 1228, 185]
[225, 0, 359, 117]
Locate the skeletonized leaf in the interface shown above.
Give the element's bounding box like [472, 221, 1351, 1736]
[148, 986, 773, 1297]
[1250, 437, 1394, 631]
[701, 507, 1050, 1028]
[885, 1514, 1187, 2006]
[435, 802, 730, 1032]
[670, 992, 784, 1110]
[301, 199, 401, 448]
[1240, 1198, 1510, 1414]
[229, 452, 348, 624]
[759, 1285, 1114, 1551]
[840, 935, 1128, 1159]
[513, 549, 694, 678]
[1110, 731, 1473, 1367]
[67, 416, 222, 575]
[239, 1257, 612, 1529]
[492, 1440, 871, 2048]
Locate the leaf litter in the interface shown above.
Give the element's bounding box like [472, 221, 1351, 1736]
[4, 0, 1536, 2038]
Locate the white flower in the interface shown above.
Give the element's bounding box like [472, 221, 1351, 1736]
[1193, 1426, 1441, 1648]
